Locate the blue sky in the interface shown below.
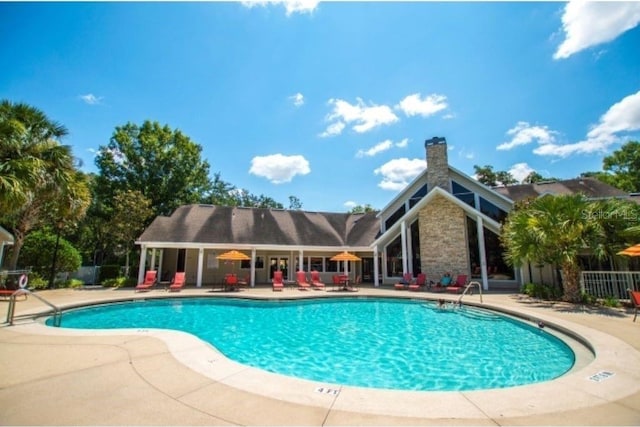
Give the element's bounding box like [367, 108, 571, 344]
[2, 1, 640, 213]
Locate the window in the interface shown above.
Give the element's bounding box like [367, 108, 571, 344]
[384, 205, 406, 231]
[409, 184, 428, 209]
[479, 197, 507, 223]
[452, 181, 475, 208]
[385, 235, 404, 277]
[241, 256, 264, 269]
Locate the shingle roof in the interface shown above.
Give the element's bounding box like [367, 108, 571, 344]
[137, 205, 381, 247]
[493, 177, 628, 202]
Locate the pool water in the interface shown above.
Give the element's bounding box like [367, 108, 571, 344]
[48, 297, 575, 391]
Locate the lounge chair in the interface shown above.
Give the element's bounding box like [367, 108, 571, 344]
[446, 274, 468, 294]
[310, 270, 325, 290]
[394, 273, 413, 290]
[135, 270, 157, 292]
[409, 273, 427, 292]
[272, 271, 284, 292]
[168, 272, 185, 292]
[629, 289, 640, 322]
[296, 271, 311, 291]
[331, 274, 342, 291]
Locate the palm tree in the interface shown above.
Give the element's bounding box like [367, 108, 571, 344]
[0, 100, 87, 270]
[501, 194, 600, 302]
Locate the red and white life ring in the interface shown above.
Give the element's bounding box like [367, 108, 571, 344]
[18, 274, 28, 288]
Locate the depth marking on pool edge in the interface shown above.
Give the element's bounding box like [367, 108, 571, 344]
[588, 371, 615, 382]
[315, 387, 340, 395]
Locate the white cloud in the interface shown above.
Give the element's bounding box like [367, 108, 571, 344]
[241, 0, 319, 16]
[249, 154, 311, 184]
[344, 200, 357, 209]
[79, 94, 103, 105]
[289, 92, 304, 107]
[319, 121, 345, 138]
[554, 1, 640, 60]
[533, 90, 640, 157]
[321, 97, 399, 137]
[508, 163, 535, 182]
[355, 138, 408, 158]
[396, 93, 448, 117]
[374, 158, 426, 191]
[497, 121, 558, 151]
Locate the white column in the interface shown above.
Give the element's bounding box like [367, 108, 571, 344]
[158, 250, 164, 281]
[373, 245, 380, 287]
[197, 248, 204, 288]
[401, 220, 408, 274]
[476, 216, 489, 291]
[137, 245, 147, 284]
[298, 249, 304, 271]
[250, 248, 256, 287]
[406, 223, 414, 275]
[150, 249, 157, 271]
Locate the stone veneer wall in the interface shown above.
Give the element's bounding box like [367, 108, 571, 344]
[426, 141, 451, 192]
[418, 194, 470, 282]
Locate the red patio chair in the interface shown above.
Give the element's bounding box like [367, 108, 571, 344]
[296, 271, 311, 291]
[446, 274, 468, 294]
[409, 273, 427, 292]
[629, 289, 640, 322]
[135, 270, 157, 292]
[272, 271, 284, 292]
[310, 270, 325, 290]
[168, 272, 185, 292]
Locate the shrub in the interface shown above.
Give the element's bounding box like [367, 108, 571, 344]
[26, 273, 49, 290]
[102, 276, 136, 288]
[62, 278, 85, 289]
[19, 231, 82, 279]
[580, 292, 597, 305]
[521, 282, 562, 300]
[601, 295, 620, 307]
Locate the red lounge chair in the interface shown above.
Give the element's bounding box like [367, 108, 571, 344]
[629, 289, 640, 322]
[272, 271, 284, 292]
[331, 274, 342, 291]
[409, 273, 427, 292]
[446, 274, 468, 294]
[135, 270, 157, 292]
[310, 270, 325, 290]
[395, 273, 413, 290]
[296, 271, 311, 291]
[168, 272, 185, 292]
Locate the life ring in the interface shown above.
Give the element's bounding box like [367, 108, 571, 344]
[18, 274, 28, 289]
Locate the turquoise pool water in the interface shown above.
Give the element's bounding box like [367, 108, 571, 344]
[47, 297, 575, 391]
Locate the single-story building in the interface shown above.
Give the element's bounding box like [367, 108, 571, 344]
[136, 136, 631, 290]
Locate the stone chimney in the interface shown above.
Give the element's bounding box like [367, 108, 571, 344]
[425, 136, 450, 192]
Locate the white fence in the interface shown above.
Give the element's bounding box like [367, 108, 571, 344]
[580, 271, 639, 300]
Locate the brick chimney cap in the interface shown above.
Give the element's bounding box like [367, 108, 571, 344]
[425, 136, 446, 146]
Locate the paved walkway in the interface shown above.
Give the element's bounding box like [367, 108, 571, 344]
[1, 286, 639, 426]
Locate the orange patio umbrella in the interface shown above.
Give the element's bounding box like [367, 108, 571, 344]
[330, 251, 361, 262]
[617, 244, 640, 256]
[216, 250, 251, 274]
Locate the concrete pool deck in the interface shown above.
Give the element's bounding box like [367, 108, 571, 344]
[1, 285, 639, 426]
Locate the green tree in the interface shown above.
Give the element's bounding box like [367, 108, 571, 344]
[0, 101, 89, 269]
[473, 165, 516, 186]
[288, 196, 303, 210]
[94, 120, 212, 218]
[600, 140, 640, 192]
[349, 204, 377, 213]
[0, 100, 69, 213]
[19, 230, 82, 280]
[501, 194, 604, 302]
[109, 189, 153, 276]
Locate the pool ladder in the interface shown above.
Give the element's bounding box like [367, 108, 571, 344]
[457, 281, 483, 304]
[5, 289, 62, 327]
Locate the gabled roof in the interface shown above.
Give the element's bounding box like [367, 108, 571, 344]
[137, 205, 380, 250]
[493, 177, 628, 202]
[372, 187, 503, 248]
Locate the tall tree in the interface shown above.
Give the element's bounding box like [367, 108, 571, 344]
[501, 194, 612, 302]
[349, 204, 377, 213]
[94, 120, 212, 218]
[473, 165, 517, 186]
[109, 189, 153, 276]
[600, 140, 640, 192]
[0, 101, 89, 269]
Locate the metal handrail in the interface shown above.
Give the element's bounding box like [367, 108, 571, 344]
[5, 288, 62, 327]
[458, 281, 483, 304]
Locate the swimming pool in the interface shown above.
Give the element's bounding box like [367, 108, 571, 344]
[48, 297, 575, 391]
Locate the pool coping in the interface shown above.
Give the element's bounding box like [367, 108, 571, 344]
[8, 290, 640, 420]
